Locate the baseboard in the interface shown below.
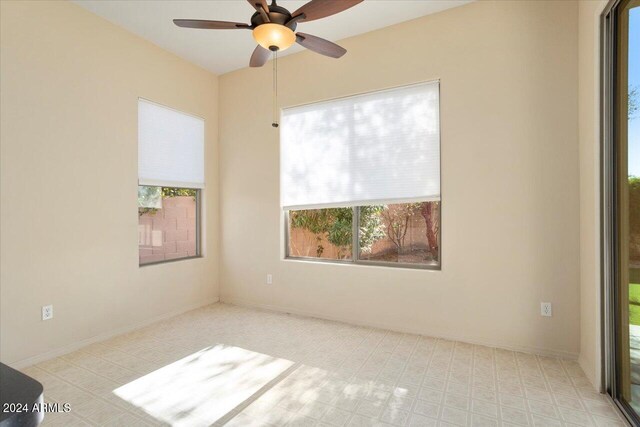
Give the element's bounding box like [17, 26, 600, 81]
[8, 298, 219, 370]
[222, 296, 579, 360]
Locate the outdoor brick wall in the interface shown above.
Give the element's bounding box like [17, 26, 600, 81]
[138, 196, 197, 264]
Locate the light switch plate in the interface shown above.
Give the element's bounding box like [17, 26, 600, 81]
[42, 305, 53, 321]
[541, 302, 552, 317]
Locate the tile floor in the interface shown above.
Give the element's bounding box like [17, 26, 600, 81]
[21, 303, 627, 427]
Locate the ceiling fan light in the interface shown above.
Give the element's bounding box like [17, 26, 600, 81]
[252, 23, 296, 51]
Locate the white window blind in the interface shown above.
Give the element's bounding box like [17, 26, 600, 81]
[280, 81, 440, 210]
[138, 99, 205, 189]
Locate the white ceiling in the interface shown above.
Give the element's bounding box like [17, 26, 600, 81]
[73, 1, 471, 75]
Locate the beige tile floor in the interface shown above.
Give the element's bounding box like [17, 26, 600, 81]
[21, 303, 627, 427]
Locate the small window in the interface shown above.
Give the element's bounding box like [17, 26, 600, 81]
[281, 82, 441, 269]
[138, 186, 200, 265]
[138, 99, 204, 265]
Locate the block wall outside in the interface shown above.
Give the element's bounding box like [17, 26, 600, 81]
[138, 196, 197, 264]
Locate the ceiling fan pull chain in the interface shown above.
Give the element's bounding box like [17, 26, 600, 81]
[272, 49, 279, 128]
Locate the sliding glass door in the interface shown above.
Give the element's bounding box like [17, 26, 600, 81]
[604, 0, 640, 423]
[626, 0, 640, 415]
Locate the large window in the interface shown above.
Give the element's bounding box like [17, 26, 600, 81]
[286, 202, 440, 267]
[138, 99, 204, 265]
[281, 82, 441, 269]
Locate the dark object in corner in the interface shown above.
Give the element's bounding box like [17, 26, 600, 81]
[0, 363, 44, 427]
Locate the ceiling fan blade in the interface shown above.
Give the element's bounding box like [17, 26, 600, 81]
[246, 0, 271, 22]
[296, 32, 346, 58]
[173, 19, 251, 30]
[291, 0, 363, 23]
[247, 0, 269, 12]
[250, 45, 271, 67]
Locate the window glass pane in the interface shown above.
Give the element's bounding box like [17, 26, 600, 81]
[626, 2, 640, 414]
[138, 185, 162, 208]
[288, 208, 353, 260]
[138, 186, 198, 265]
[358, 202, 439, 266]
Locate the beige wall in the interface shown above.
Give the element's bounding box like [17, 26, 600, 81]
[578, 0, 607, 391]
[219, 1, 582, 358]
[0, 1, 219, 365]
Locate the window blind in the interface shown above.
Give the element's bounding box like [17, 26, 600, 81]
[280, 81, 440, 210]
[138, 99, 205, 189]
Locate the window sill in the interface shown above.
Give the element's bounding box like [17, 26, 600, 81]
[283, 256, 441, 271]
[139, 255, 203, 268]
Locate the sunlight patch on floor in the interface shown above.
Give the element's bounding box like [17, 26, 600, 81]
[112, 344, 293, 426]
[233, 363, 415, 426]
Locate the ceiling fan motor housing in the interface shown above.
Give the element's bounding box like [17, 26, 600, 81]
[250, 4, 297, 31]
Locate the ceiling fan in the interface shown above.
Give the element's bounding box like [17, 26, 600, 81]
[173, 0, 363, 67]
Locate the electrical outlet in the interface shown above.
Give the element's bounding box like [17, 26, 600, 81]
[540, 302, 552, 317]
[42, 305, 53, 321]
[266, 274, 273, 285]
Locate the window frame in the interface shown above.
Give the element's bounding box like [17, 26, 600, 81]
[283, 204, 441, 271]
[281, 81, 442, 271]
[601, 0, 640, 424]
[138, 186, 203, 267]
